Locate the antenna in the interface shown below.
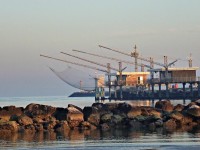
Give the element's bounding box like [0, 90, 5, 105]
[188, 53, 192, 67]
[132, 45, 139, 72]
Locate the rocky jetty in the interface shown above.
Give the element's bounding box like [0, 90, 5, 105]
[1, 100, 200, 135]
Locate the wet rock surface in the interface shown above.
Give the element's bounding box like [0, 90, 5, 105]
[1, 100, 200, 135]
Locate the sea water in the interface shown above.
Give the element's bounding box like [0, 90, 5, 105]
[0, 96, 200, 150]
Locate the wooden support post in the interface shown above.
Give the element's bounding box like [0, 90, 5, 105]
[95, 87, 99, 101]
[148, 84, 151, 98]
[151, 83, 155, 100]
[166, 83, 169, 99]
[159, 83, 162, 100]
[198, 82, 200, 98]
[107, 63, 111, 101]
[183, 83, 186, 99]
[100, 87, 105, 101]
[190, 83, 193, 98]
[114, 85, 117, 100]
[95, 78, 99, 102]
[119, 62, 123, 100]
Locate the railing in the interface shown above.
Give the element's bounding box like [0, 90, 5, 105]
[148, 76, 200, 84]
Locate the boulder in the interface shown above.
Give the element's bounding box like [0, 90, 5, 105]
[117, 102, 132, 114]
[32, 116, 44, 124]
[185, 102, 196, 110]
[170, 111, 184, 121]
[104, 103, 119, 112]
[100, 112, 113, 123]
[83, 106, 100, 126]
[23, 124, 35, 133]
[111, 114, 125, 125]
[127, 107, 142, 119]
[92, 103, 105, 109]
[24, 103, 56, 118]
[149, 109, 162, 118]
[141, 108, 149, 116]
[186, 107, 200, 117]
[43, 121, 57, 131]
[53, 107, 68, 121]
[0, 121, 19, 133]
[155, 100, 174, 112]
[182, 115, 193, 125]
[174, 104, 185, 112]
[54, 121, 70, 132]
[79, 121, 96, 130]
[17, 115, 33, 126]
[0, 106, 23, 121]
[189, 105, 199, 109]
[195, 99, 200, 106]
[34, 123, 43, 132]
[87, 114, 100, 127]
[163, 119, 177, 130]
[68, 104, 82, 113]
[142, 115, 160, 125]
[67, 106, 84, 128]
[135, 115, 147, 122]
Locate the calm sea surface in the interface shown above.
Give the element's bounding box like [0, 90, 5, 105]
[0, 96, 200, 150]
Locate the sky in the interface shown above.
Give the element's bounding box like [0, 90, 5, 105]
[0, 0, 200, 97]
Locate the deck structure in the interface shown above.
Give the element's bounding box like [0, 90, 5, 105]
[148, 67, 200, 100]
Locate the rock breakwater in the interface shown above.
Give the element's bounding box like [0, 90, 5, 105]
[1, 100, 200, 135]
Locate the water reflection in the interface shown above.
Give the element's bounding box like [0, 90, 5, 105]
[126, 99, 191, 107]
[1, 127, 200, 144]
[1, 128, 200, 149]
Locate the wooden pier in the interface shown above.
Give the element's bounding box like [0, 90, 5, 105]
[148, 77, 200, 100]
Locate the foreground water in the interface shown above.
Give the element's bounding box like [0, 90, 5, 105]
[0, 96, 200, 150]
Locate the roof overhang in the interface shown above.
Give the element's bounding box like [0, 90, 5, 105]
[116, 72, 150, 75]
[148, 67, 199, 72]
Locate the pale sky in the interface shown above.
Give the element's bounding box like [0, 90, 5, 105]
[0, 0, 200, 97]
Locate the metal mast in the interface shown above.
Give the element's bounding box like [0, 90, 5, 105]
[131, 45, 139, 72]
[188, 53, 192, 68]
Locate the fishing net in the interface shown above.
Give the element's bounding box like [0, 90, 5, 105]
[49, 66, 104, 91]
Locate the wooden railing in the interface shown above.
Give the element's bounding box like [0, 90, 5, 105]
[148, 76, 200, 84]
